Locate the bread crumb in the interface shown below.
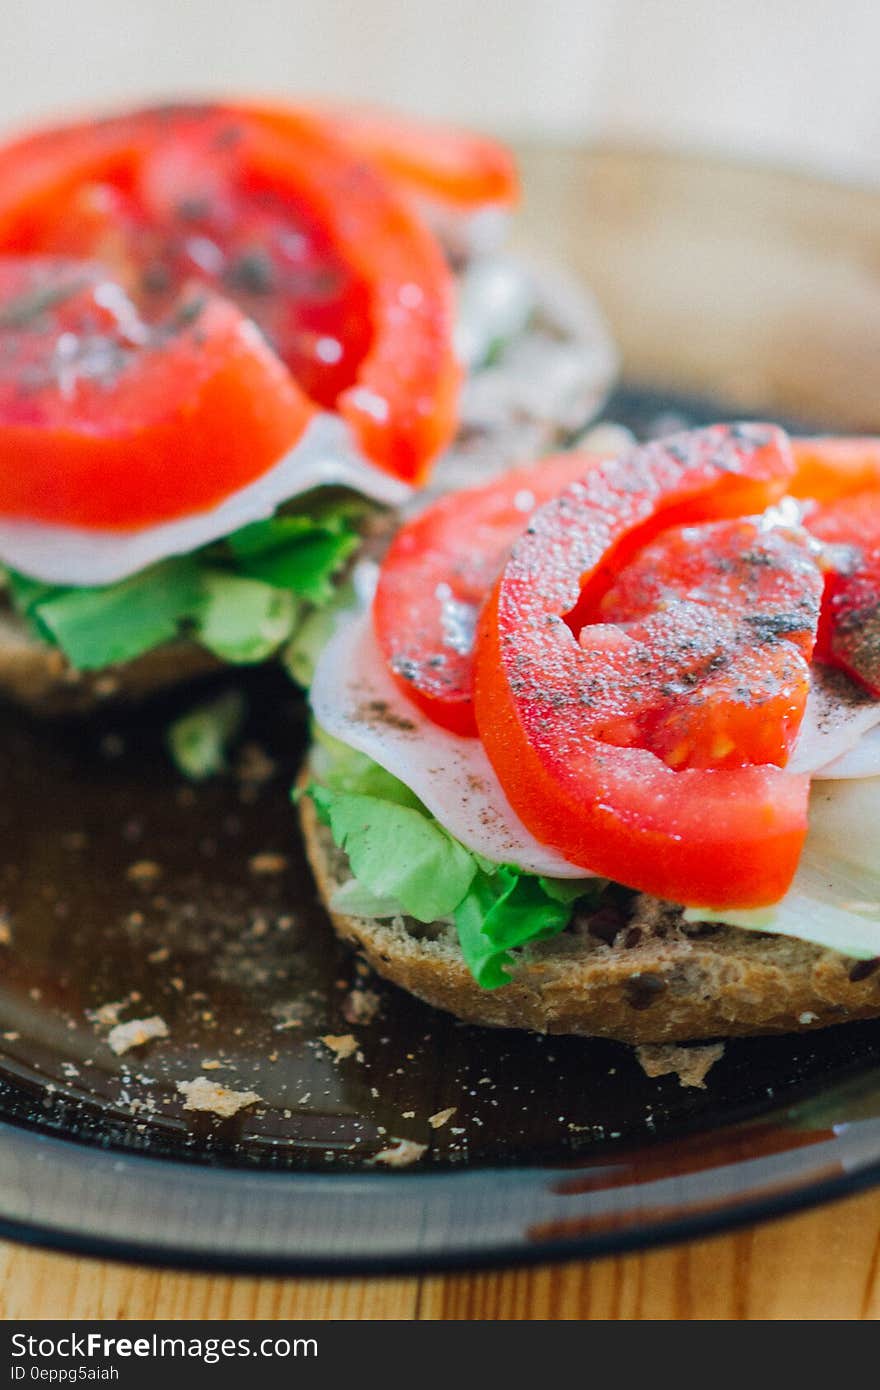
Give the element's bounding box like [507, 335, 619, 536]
[342, 988, 381, 1025]
[87, 996, 134, 1027]
[373, 1139, 427, 1168]
[147, 946, 170, 964]
[177, 1076, 262, 1117]
[126, 860, 162, 884]
[635, 1042, 725, 1089]
[3, 1031, 19, 1041]
[320, 1033, 358, 1061]
[248, 852, 288, 876]
[200, 1059, 222, 1070]
[402, 1110, 415, 1119]
[107, 1016, 169, 1056]
[428, 1106, 457, 1129]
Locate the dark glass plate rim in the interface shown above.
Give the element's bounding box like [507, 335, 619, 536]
[0, 1105, 878, 1276]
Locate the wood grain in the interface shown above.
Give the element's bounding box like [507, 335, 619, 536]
[1, 1188, 878, 1320]
[4, 145, 880, 1320]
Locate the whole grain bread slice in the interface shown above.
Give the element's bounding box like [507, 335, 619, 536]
[298, 784, 880, 1043]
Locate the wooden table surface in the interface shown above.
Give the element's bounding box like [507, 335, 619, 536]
[1, 1187, 878, 1319]
[5, 144, 880, 1320]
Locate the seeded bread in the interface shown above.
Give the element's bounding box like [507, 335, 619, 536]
[298, 782, 880, 1042]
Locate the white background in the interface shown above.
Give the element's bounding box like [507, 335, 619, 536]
[1, 0, 878, 182]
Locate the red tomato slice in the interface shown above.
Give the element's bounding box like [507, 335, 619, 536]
[373, 452, 606, 735]
[789, 439, 880, 694]
[0, 103, 460, 484]
[473, 424, 817, 907]
[294, 102, 519, 210]
[0, 257, 313, 528]
[791, 436, 880, 502]
[597, 518, 821, 769]
[804, 489, 880, 696]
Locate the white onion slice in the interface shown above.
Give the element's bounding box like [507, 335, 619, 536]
[0, 413, 411, 587]
[309, 607, 587, 878]
[789, 667, 880, 777]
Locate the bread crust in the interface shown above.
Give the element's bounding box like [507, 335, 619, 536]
[298, 782, 880, 1042]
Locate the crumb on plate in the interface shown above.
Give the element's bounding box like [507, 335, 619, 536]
[107, 1016, 169, 1056]
[373, 1139, 428, 1168]
[176, 1076, 262, 1117]
[634, 1042, 725, 1089]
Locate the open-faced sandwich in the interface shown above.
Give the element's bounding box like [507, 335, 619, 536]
[0, 100, 615, 713]
[300, 424, 880, 1041]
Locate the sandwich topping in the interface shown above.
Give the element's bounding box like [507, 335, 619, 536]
[0, 101, 613, 681]
[0, 102, 461, 487]
[308, 426, 880, 987]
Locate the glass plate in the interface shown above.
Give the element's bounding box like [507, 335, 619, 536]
[0, 385, 878, 1275]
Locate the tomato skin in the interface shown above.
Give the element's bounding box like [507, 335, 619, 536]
[473, 424, 814, 908]
[293, 103, 519, 210]
[0, 257, 314, 529]
[804, 489, 880, 696]
[0, 103, 461, 486]
[790, 440, 880, 695]
[597, 518, 822, 770]
[791, 436, 880, 502]
[373, 452, 606, 734]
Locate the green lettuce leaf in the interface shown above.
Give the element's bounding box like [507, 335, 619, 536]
[5, 493, 366, 675]
[308, 784, 477, 923]
[194, 571, 297, 664]
[166, 689, 247, 781]
[302, 737, 597, 988]
[227, 507, 362, 605]
[24, 558, 204, 670]
[454, 868, 597, 987]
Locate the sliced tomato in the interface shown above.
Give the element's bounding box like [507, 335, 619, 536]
[294, 102, 519, 210]
[0, 257, 314, 528]
[791, 436, 880, 502]
[597, 518, 821, 769]
[804, 488, 880, 696]
[473, 424, 817, 907]
[0, 103, 460, 483]
[373, 452, 606, 735]
[790, 438, 880, 694]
